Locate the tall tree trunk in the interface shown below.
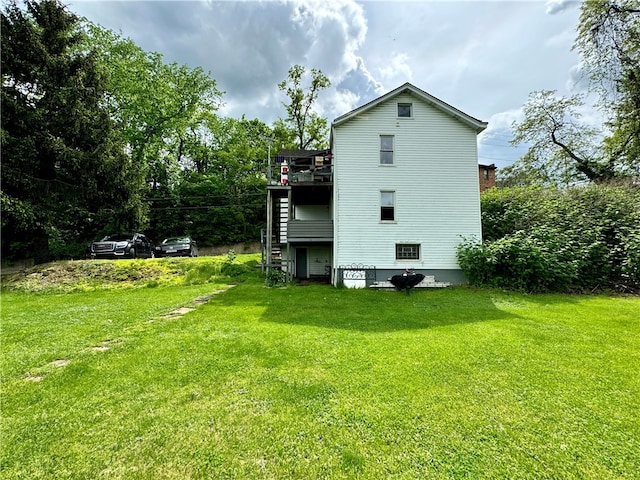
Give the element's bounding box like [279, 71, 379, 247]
[32, 228, 51, 265]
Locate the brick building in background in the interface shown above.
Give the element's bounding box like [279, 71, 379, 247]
[478, 163, 496, 191]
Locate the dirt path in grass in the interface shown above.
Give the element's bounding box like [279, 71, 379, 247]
[24, 286, 235, 382]
[157, 287, 231, 320]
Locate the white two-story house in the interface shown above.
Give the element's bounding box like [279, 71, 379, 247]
[264, 82, 487, 287]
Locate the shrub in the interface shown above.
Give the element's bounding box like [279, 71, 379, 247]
[459, 184, 640, 293]
[458, 227, 577, 293]
[219, 249, 251, 278]
[480, 186, 544, 241]
[265, 268, 287, 287]
[620, 229, 640, 291]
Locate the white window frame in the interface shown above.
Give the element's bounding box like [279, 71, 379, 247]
[380, 191, 395, 222]
[397, 103, 413, 118]
[396, 243, 420, 260]
[380, 135, 394, 165]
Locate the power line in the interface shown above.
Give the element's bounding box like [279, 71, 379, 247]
[149, 202, 265, 211]
[145, 192, 265, 201]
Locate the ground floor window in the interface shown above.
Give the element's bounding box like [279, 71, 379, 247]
[396, 243, 420, 260]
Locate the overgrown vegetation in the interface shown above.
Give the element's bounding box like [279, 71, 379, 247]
[264, 267, 288, 287]
[458, 184, 640, 293]
[1, 254, 260, 294]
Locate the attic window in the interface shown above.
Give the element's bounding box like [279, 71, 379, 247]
[397, 103, 412, 118]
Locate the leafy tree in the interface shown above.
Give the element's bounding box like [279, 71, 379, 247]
[81, 23, 223, 191]
[146, 116, 270, 245]
[148, 171, 265, 247]
[508, 1, 640, 185]
[271, 118, 298, 151]
[509, 90, 613, 184]
[79, 22, 233, 246]
[575, 0, 640, 174]
[575, 0, 640, 107]
[1, 0, 144, 263]
[278, 65, 331, 150]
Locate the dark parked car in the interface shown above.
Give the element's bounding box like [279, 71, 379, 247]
[154, 236, 198, 258]
[90, 233, 154, 259]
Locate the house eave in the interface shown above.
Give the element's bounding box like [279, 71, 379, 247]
[332, 82, 487, 134]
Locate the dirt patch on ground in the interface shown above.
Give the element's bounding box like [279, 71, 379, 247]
[49, 359, 70, 368]
[91, 345, 111, 352]
[22, 287, 232, 383]
[159, 287, 233, 320]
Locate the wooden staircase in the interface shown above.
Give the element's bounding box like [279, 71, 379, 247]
[265, 197, 289, 269]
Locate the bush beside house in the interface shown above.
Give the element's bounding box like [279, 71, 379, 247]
[457, 185, 640, 293]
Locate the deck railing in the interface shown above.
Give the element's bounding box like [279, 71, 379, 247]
[267, 161, 333, 185]
[287, 219, 333, 242]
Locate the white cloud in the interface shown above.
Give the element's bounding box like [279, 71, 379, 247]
[477, 109, 529, 169]
[70, 0, 590, 142]
[545, 0, 578, 15]
[481, 109, 524, 139]
[378, 52, 413, 86]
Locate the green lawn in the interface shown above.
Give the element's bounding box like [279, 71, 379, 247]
[1, 262, 639, 479]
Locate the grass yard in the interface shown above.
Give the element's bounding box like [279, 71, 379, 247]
[1, 257, 639, 479]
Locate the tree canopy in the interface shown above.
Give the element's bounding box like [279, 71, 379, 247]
[1, 1, 334, 263]
[278, 65, 331, 150]
[506, 90, 614, 185]
[1, 0, 144, 262]
[505, 0, 640, 186]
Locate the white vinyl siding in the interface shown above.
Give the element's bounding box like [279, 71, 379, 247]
[308, 246, 331, 276]
[333, 92, 481, 270]
[295, 205, 331, 220]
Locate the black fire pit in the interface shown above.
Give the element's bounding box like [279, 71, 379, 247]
[389, 269, 425, 294]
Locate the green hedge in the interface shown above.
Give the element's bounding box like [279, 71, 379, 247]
[458, 185, 640, 293]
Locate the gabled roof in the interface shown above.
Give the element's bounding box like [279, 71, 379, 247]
[332, 82, 487, 133]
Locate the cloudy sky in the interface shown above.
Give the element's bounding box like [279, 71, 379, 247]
[69, 0, 586, 169]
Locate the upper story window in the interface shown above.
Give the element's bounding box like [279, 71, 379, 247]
[380, 135, 394, 165]
[483, 169, 490, 180]
[397, 103, 412, 118]
[381, 191, 395, 221]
